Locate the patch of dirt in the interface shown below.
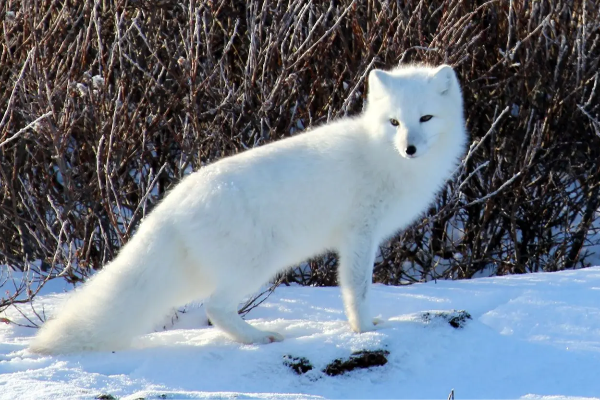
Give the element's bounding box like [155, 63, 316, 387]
[283, 354, 314, 375]
[422, 310, 472, 329]
[323, 349, 389, 376]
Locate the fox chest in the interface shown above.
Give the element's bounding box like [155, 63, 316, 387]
[373, 172, 447, 240]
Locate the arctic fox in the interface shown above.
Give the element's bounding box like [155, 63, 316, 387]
[30, 64, 467, 354]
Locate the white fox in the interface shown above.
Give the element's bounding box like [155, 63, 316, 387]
[30, 63, 467, 354]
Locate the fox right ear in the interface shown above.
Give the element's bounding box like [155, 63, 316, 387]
[368, 69, 393, 99]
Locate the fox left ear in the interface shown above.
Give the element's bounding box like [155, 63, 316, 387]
[432, 65, 456, 95]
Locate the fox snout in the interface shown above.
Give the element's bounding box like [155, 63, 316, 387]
[396, 129, 425, 159]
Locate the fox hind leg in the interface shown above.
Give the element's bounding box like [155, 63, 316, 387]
[205, 289, 284, 344]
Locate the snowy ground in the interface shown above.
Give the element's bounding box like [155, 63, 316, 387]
[1, 267, 600, 400]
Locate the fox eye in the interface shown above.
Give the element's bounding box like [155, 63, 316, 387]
[420, 115, 433, 122]
[389, 118, 399, 126]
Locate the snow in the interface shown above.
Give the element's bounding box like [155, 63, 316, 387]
[1, 268, 600, 400]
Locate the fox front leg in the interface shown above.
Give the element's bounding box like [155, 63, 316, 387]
[337, 232, 382, 333]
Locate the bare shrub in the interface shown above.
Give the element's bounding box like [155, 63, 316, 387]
[1, 0, 599, 314]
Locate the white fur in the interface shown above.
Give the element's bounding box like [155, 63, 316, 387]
[29, 64, 467, 354]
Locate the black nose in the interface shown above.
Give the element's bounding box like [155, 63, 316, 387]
[406, 145, 417, 156]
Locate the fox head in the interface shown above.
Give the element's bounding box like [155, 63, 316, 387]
[364, 64, 465, 159]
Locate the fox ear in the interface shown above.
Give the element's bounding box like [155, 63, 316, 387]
[432, 64, 456, 95]
[368, 69, 393, 99]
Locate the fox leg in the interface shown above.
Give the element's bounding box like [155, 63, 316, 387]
[338, 231, 382, 333]
[205, 289, 284, 344]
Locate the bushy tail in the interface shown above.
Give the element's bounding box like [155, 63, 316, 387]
[29, 220, 188, 354]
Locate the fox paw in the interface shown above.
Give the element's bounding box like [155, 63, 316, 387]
[350, 317, 386, 333]
[261, 331, 285, 344]
[244, 330, 284, 344]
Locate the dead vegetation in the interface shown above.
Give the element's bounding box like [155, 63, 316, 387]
[1, 0, 599, 312]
